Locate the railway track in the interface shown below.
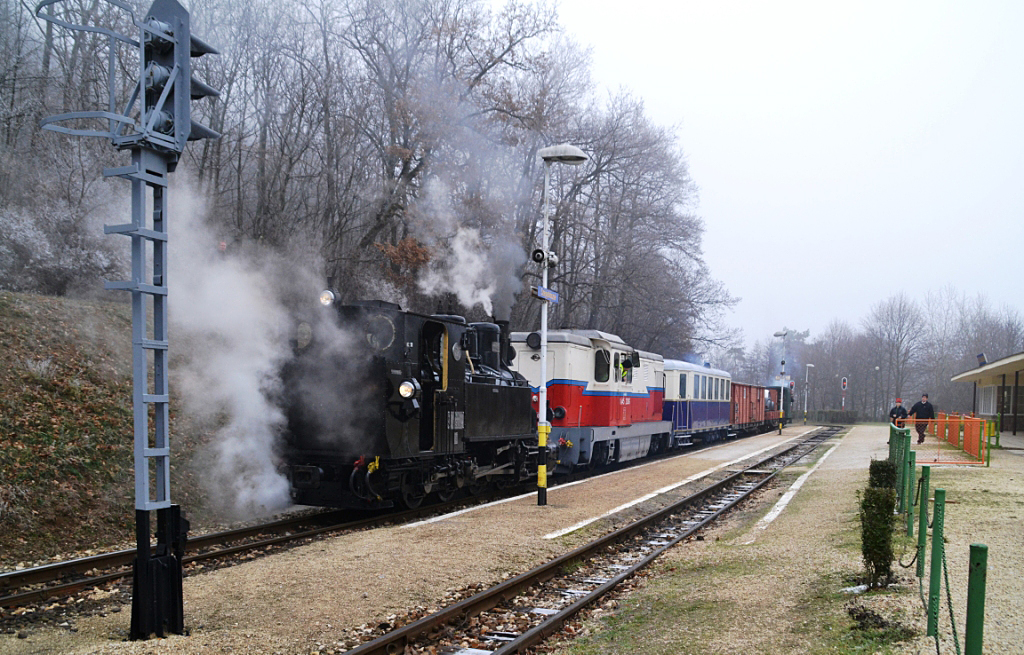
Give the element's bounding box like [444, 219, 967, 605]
[0, 498, 501, 612]
[0, 426, 822, 617]
[340, 425, 844, 655]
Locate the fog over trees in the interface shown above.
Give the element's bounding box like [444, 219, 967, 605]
[0, 0, 732, 356]
[705, 289, 1023, 418]
[2, 0, 1019, 401]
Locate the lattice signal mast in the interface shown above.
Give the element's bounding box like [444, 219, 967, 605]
[35, 0, 220, 640]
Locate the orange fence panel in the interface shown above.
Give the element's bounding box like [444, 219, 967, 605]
[962, 417, 985, 461]
[906, 417, 986, 465]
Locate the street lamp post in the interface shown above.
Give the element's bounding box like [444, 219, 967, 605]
[535, 143, 587, 506]
[773, 330, 788, 434]
[874, 365, 880, 422]
[804, 363, 814, 424]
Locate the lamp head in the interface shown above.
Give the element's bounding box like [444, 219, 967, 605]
[538, 143, 588, 165]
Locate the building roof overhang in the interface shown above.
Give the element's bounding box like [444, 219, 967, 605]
[951, 351, 1024, 384]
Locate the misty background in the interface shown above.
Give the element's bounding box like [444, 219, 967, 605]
[2, 0, 1022, 437]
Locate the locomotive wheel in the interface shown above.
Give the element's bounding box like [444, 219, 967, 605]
[399, 474, 426, 509]
[434, 482, 457, 503]
[467, 478, 489, 496]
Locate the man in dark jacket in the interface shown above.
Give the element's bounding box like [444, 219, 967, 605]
[908, 394, 935, 444]
[888, 398, 908, 427]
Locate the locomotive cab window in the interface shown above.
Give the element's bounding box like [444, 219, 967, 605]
[616, 354, 632, 383]
[595, 349, 611, 382]
[679, 374, 687, 399]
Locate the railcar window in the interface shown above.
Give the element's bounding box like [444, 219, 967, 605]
[714, 378, 719, 400]
[680, 374, 686, 399]
[595, 349, 610, 383]
[613, 353, 620, 382]
[701, 375, 706, 400]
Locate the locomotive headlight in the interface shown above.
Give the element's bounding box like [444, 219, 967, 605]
[318, 289, 336, 306]
[398, 379, 420, 399]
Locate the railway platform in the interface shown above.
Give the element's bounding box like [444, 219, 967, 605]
[2, 424, 1022, 654]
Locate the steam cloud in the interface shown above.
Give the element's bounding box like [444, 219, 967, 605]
[168, 183, 315, 519]
[413, 178, 526, 319]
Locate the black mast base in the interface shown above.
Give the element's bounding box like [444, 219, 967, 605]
[130, 505, 189, 640]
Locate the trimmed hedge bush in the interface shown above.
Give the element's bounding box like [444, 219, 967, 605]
[860, 486, 897, 587]
[869, 458, 898, 489]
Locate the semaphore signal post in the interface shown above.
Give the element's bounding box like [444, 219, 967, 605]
[34, 0, 220, 639]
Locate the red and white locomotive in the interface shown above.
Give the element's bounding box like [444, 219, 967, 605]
[510, 330, 671, 472]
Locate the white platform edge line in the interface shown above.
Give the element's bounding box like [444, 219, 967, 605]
[741, 440, 842, 545]
[542, 427, 818, 539]
[400, 429, 804, 530]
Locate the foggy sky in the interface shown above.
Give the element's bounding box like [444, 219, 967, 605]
[554, 0, 1024, 346]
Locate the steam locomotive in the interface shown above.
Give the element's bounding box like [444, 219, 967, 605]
[282, 296, 537, 509]
[282, 293, 792, 509]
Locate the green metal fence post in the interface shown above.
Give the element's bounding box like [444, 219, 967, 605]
[965, 543, 988, 655]
[895, 432, 904, 511]
[916, 466, 930, 579]
[899, 432, 911, 513]
[928, 488, 946, 637]
[906, 450, 916, 536]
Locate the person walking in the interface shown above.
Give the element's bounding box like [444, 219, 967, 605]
[908, 394, 935, 444]
[888, 398, 908, 427]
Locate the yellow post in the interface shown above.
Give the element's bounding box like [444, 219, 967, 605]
[537, 423, 549, 506]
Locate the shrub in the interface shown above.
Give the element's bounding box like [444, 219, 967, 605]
[860, 486, 897, 587]
[868, 458, 897, 489]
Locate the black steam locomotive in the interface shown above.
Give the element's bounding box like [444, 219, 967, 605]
[282, 295, 537, 508]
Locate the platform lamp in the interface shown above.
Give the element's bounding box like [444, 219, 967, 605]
[773, 330, 788, 434]
[804, 363, 814, 424]
[536, 143, 588, 506]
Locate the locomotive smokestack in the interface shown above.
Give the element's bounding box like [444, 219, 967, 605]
[495, 318, 511, 367]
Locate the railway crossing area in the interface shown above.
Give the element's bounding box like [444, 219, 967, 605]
[3, 425, 1023, 654]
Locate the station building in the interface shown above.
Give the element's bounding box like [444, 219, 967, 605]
[951, 350, 1024, 435]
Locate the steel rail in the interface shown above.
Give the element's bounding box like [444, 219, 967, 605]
[0, 432, 737, 608]
[0, 498, 501, 609]
[343, 426, 843, 655]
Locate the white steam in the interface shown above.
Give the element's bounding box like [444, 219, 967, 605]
[168, 184, 302, 519]
[413, 178, 526, 319]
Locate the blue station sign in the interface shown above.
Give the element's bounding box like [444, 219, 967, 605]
[534, 285, 560, 304]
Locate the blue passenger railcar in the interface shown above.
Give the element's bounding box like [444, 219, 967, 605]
[662, 360, 732, 444]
